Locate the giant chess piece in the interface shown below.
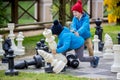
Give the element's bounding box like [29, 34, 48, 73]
[37, 50, 66, 73]
[95, 18, 104, 51]
[14, 54, 43, 69]
[43, 28, 57, 50]
[0, 35, 4, 55]
[2, 37, 11, 63]
[92, 35, 102, 56]
[117, 72, 120, 80]
[41, 28, 67, 73]
[5, 49, 19, 76]
[66, 54, 79, 68]
[42, 28, 67, 63]
[16, 32, 25, 55]
[103, 34, 113, 59]
[111, 45, 120, 72]
[8, 23, 17, 50]
[117, 32, 120, 44]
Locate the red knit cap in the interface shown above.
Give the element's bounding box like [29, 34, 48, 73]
[71, 0, 83, 13]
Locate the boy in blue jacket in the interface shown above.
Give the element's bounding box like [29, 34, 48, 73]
[51, 20, 99, 68]
[70, 0, 94, 57]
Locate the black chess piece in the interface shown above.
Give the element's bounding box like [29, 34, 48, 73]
[2, 37, 12, 63]
[66, 54, 79, 69]
[14, 54, 44, 69]
[40, 39, 47, 47]
[44, 63, 53, 73]
[117, 32, 120, 44]
[5, 49, 19, 76]
[36, 39, 51, 53]
[95, 18, 104, 51]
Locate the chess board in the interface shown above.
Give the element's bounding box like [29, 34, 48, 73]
[64, 50, 117, 80]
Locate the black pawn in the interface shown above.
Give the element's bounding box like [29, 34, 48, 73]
[117, 32, 120, 44]
[2, 37, 11, 63]
[95, 18, 104, 51]
[5, 49, 19, 76]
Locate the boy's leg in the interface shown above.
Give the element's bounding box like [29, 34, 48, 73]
[75, 45, 93, 62]
[85, 38, 94, 56]
[75, 45, 99, 68]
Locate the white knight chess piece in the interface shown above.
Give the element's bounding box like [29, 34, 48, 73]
[103, 34, 113, 59]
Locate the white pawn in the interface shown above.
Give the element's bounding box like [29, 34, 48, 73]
[92, 35, 102, 56]
[103, 34, 113, 59]
[15, 32, 25, 55]
[38, 50, 66, 74]
[0, 35, 4, 55]
[8, 23, 17, 50]
[111, 45, 120, 72]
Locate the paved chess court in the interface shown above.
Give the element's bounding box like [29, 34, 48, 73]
[0, 50, 117, 80]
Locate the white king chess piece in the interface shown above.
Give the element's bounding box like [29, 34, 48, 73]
[16, 32, 25, 55]
[103, 34, 113, 59]
[92, 35, 102, 56]
[41, 28, 67, 73]
[0, 35, 4, 55]
[8, 23, 17, 50]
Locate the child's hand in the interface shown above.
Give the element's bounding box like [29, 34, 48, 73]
[74, 32, 79, 36]
[51, 49, 57, 55]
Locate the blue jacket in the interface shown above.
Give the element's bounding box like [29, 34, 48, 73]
[70, 13, 91, 40]
[56, 27, 84, 53]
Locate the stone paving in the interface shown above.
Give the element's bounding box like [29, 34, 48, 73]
[0, 50, 117, 80]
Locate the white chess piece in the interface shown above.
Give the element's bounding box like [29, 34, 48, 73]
[103, 34, 113, 59]
[117, 72, 120, 80]
[8, 23, 17, 50]
[0, 35, 4, 55]
[111, 45, 120, 72]
[42, 28, 67, 73]
[16, 32, 25, 55]
[43, 28, 57, 49]
[38, 50, 66, 73]
[92, 35, 102, 56]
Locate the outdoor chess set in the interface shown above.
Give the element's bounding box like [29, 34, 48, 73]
[0, 23, 120, 80]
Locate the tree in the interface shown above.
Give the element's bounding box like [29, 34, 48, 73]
[0, 0, 7, 28]
[104, 0, 120, 25]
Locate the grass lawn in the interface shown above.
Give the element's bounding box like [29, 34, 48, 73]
[0, 70, 88, 80]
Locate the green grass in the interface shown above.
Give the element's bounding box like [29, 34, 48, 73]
[22, 34, 45, 56]
[0, 70, 88, 80]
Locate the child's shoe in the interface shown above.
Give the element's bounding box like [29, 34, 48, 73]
[90, 56, 99, 68]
